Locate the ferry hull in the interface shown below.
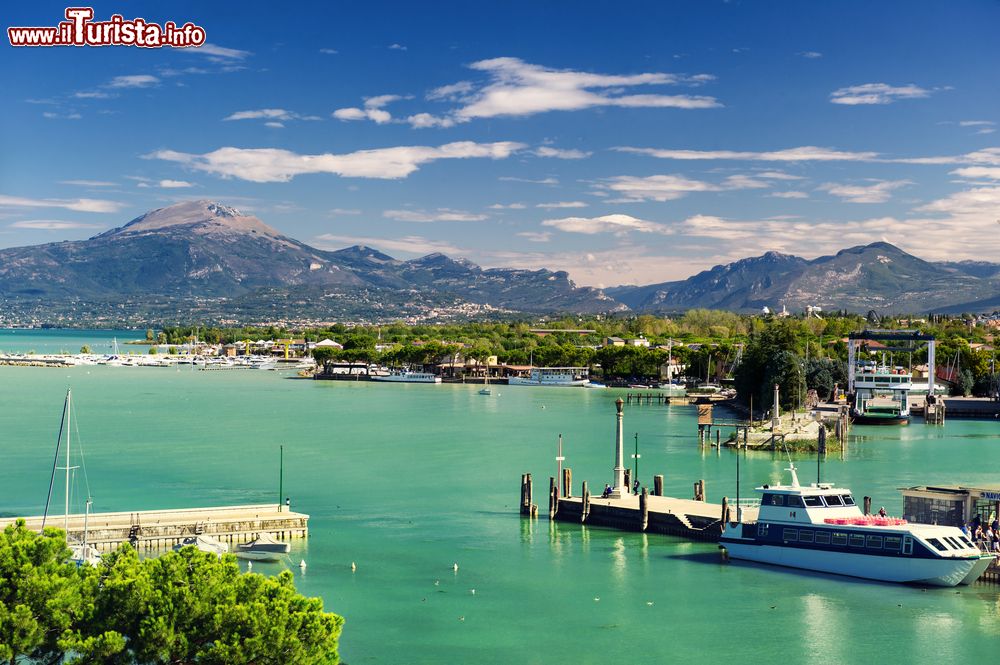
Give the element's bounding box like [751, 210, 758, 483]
[507, 378, 590, 387]
[852, 414, 910, 426]
[720, 541, 993, 587]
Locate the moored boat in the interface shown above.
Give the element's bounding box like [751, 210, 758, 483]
[508, 367, 592, 387]
[173, 534, 229, 556]
[235, 533, 291, 561]
[851, 360, 912, 425]
[720, 465, 994, 586]
[372, 371, 441, 383]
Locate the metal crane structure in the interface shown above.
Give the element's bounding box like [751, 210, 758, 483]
[847, 329, 937, 396]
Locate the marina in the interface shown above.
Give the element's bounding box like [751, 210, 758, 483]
[1, 330, 999, 664]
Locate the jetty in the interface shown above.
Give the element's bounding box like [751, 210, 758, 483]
[520, 397, 756, 542]
[9, 504, 309, 552]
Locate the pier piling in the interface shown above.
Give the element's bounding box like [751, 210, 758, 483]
[581, 481, 590, 523]
[639, 488, 649, 532]
[653, 475, 664, 497]
[562, 468, 572, 499]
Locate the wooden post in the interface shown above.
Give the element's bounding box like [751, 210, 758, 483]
[562, 467, 572, 499]
[716, 429, 721, 447]
[721, 496, 730, 527]
[520, 474, 529, 515]
[624, 468, 632, 493]
[863, 496, 872, 516]
[702, 479, 707, 502]
[581, 481, 590, 523]
[639, 488, 649, 532]
[549, 477, 558, 519]
[653, 474, 664, 497]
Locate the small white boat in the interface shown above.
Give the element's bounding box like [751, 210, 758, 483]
[508, 367, 592, 387]
[173, 534, 229, 556]
[235, 533, 291, 561]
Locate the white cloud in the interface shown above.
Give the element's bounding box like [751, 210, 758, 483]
[950, 166, 1000, 180]
[383, 208, 487, 222]
[388, 43, 408, 51]
[73, 91, 112, 99]
[108, 74, 159, 89]
[224, 108, 297, 121]
[0, 195, 124, 213]
[59, 179, 115, 187]
[598, 174, 721, 202]
[158, 179, 194, 189]
[769, 191, 809, 199]
[314, 233, 462, 257]
[516, 231, 553, 242]
[147, 141, 525, 182]
[333, 94, 403, 125]
[542, 213, 671, 235]
[830, 82, 931, 105]
[819, 179, 911, 203]
[9, 219, 104, 230]
[799, 51, 823, 59]
[405, 113, 456, 128]
[427, 81, 475, 101]
[499, 176, 558, 185]
[329, 208, 362, 216]
[453, 57, 720, 120]
[188, 43, 251, 60]
[489, 203, 526, 209]
[755, 170, 804, 181]
[959, 120, 995, 127]
[614, 145, 880, 162]
[42, 111, 82, 120]
[534, 146, 591, 159]
[319, 48, 339, 55]
[265, 121, 284, 128]
[536, 201, 588, 209]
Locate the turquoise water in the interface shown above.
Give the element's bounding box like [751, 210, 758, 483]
[0, 328, 142, 355]
[2, 341, 999, 664]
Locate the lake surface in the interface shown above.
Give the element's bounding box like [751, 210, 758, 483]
[2, 332, 998, 664]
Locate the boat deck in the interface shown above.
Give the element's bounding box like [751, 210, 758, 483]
[10, 503, 308, 552]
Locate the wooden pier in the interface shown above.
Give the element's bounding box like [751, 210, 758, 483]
[9, 504, 309, 552]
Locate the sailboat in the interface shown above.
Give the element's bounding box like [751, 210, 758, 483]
[43, 389, 101, 566]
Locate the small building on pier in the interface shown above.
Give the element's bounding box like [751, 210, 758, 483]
[900, 485, 1000, 527]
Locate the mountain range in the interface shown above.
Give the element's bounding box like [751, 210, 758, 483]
[0, 200, 997, 323]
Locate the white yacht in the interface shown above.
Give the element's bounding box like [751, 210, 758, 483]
[371, 371, 441, 384]
[173, 534, 229, 557]
[508, 367, 592, 387]
[235, 533, 291, 561]
[720, 465, 994, 586]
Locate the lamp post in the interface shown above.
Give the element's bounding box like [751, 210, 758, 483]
[556, 434, 565, 492]
[631, 432, 641, 494]
[610, 398, 628, 499]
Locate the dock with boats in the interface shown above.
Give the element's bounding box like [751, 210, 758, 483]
[10, 504, 309, 552]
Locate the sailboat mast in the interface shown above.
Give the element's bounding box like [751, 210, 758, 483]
[65, 389, 71, 534]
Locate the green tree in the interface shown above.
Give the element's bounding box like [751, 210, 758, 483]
[80, 344, 91, 354]
[0, 521, 93, 664]
[68, 546, 343, 665]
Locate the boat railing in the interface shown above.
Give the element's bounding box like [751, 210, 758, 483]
[734, 498, 761, 509]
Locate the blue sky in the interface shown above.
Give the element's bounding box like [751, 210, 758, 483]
[3, 1, 999, 287]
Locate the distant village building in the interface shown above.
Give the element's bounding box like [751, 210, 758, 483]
[605, 337, 625, 347]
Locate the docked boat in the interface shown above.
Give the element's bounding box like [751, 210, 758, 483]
[508, 367, 592, 387]
[173, 534, 229, 556]
[720, 465, 994, 586]
[852, 360, 912, 425]
[371, 371, 441, 384]
[235, 533, 291, 561]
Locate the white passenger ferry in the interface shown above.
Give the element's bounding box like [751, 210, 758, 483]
[371, 371, 442, 384]
[508, 367, 591, 387]
[851, 360, 912, 425]
[720, 465, 994, 586]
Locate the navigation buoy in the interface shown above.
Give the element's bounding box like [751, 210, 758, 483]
[453, 563, 459, 572]
[247, 561, 252, 571]
[351, 561, 357, 572]
[299, 559, 307, 570]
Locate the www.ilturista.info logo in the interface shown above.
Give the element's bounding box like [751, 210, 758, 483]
[8, 7, 206, 48]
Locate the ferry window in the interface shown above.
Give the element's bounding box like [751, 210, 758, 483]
[945, 537, 963, 550]
[841, 495, 856, 506]
[903, 536, 914, 555]
[783, 529, 798, 542]
[824, 495, 844, 507]
[832, 533, 847, 546]
[798, 530, 814, 543]
[767, 494, 785, 506]
[786, 496, 805, 508]
[804, 496, 824, 507]
[926, 538, 947, 552]
[884, 536, 901, 551]
[815, 531, 831, 544]
[867, 535, 883, 549]
[849, 534, 866, 548]
[757, 523, 769, 537]
[959, 536, 975, 548]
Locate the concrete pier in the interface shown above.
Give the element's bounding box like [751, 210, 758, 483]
[9, 504, 309, 552]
